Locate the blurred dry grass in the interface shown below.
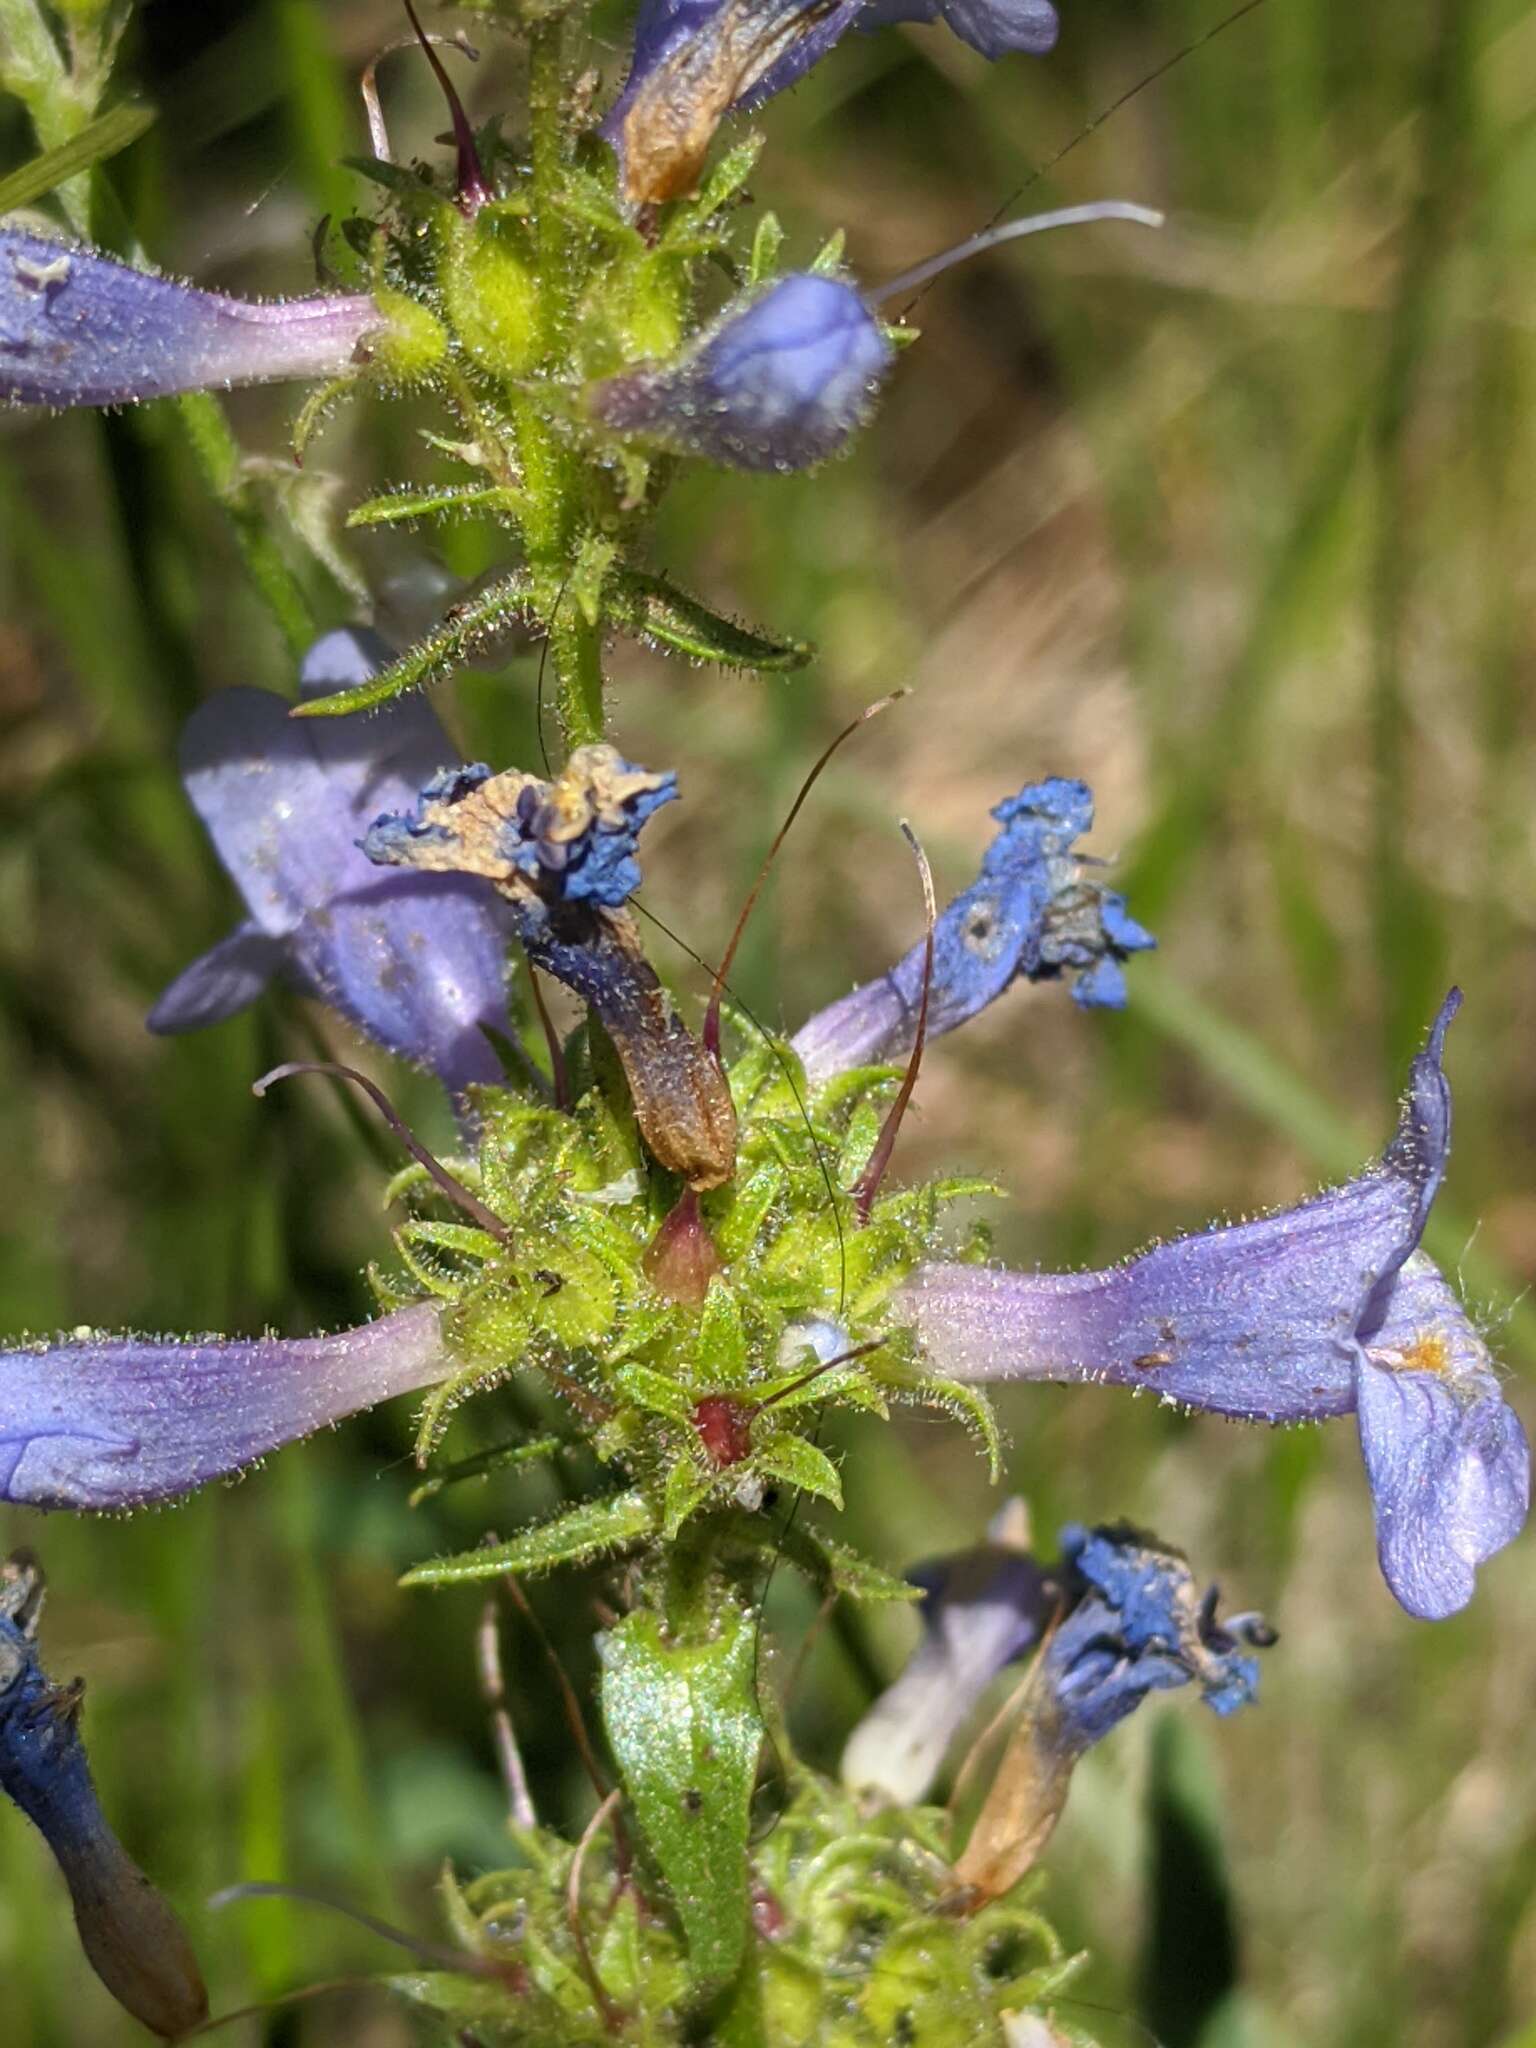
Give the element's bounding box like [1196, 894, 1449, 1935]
[2, 0, 1535, 2042]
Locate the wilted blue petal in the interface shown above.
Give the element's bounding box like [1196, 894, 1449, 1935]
[794, 775, 1154, 1084]
[589, 274, 892, 472]
[365, 750, 737, 1188]
[149, 628, 520, 1104]
[604, 0, 1059, 204]
[0, 229, 380, 408]
[0, 1303, 449, 1511]
[900, 993, 1530, 1617]
[842, 1498, 1058, 1802]
[1, 1559, 208, 2036]
[1041, 1526, 1265, 1751]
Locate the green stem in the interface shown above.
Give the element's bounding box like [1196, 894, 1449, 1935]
[662, 1521, 717, 1641]
[176, 393, 316, 660]
[519, 12, 608, 750]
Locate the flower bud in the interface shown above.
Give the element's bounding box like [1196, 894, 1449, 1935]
[588, 273, 892, 472]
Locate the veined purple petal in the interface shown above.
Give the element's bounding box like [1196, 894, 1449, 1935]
[1355, 1258, 1530, 1620]
[0, 230, 380, 408]
[589, 274, 893, 473]
[150, 629, 519, 1102]
[0, 1304, 448, 1510]
[793, 775, 1153, 1085]
[145, 922, 285, 1033]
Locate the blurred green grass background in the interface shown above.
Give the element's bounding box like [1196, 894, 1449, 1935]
[2, 0, 1535, 2041]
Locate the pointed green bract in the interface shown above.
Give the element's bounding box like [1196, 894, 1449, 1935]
[400, 1487, 655, 1586]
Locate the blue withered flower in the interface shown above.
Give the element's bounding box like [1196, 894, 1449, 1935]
[589, 272, 893, 472]
[0, 228, 383, 409]
[898, 993, 1530, 1620]
[604, 0, 1060, 204]
[149, 628, 522, 1110]
[0, 1555, 208, 2038]
[0, 1304, 450, 1512]
[844, 1520, 1269, 1892]
[793, 774, 1154, 1084]
[364, 747, 739, 1188]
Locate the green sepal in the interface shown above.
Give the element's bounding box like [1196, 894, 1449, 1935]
[664, 133, 763, 237]
[809, 230, 846, 275]
[908, 1373, 1004, 1481]
[662, 1456, 716, 1539]
[748, 211, 784, 285]
[599, 1605, 763, 1986]
[294, 569, 534, 713]
[401, 1486, 655, 1586]
[408, 1432, 568, 1506]
[614, 570, 812, 672]
[290, 375, 358, 463]
[751, 1432, 843, 1510]
[571, 531, 619, 627]
[346, 480, 523, 527]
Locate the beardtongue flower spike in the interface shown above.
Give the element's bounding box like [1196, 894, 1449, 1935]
[951, 1524, 1271, 1899]
[0, 228, 391, 409]
[0, 1303, 450, 1512]
[841, 1497, 1060, 1805]
[898, 992, 1531, 1620]
[0, 1554, 209, 2039]
[362, 747, 739, 1189]
[603, 0, 1060, 206]
[793, 775, 1154, 1086]
[148, 627, 528, 1114]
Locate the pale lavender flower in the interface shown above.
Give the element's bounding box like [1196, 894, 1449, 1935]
[898, 993, 1530, 1619]
[0, 1304, 448, 1511]
[0, 229, 380, 408]
[149, 628, 521, 1107]
[794, 775, 1153, 1084]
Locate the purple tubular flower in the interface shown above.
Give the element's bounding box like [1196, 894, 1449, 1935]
[1, 1555, 209, 2038]
[148, 628, 521, 1107]
[364, 750, 739, 1189]
[604, 0, 1059, 204]
[0, 1304, 448, 1511]
[589, 273, 893, 473]
[841, 1499, 1059, 1803]
[899, 992, 1531, 1620]
[793, 775, 1154, 1085]
[0, 229, 380, 408]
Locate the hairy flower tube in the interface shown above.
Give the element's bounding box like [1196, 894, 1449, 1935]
[0, 1554, 207, 2038]
[149, 628, 522, 1108]
[0, 228, 393, 408]
[363, 746, 739, 1188]
[605, 0, 1061, 203]
[589, 272, 893, 472]
[0, 1305, 450, 1511]
[899, 992, 1530, 1620]
[794, 773, 1154, 1084]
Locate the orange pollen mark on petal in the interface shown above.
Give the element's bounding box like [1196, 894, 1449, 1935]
[1395, 1329, 1453, 1377]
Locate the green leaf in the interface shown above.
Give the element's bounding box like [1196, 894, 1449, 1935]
[408, 1432, 568, 1507]
[0, 101, 156, 214]
[751, 1432, 843, 1509]
[346, 481, 522, 528]
[599, 1606, 763, 1985]
[400, 1487, 654, 1585]
[294, 570, 534, 714]
[614, 570, 812, 673]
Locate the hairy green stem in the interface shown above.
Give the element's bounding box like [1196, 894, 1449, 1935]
[176, 393, 316, 660]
